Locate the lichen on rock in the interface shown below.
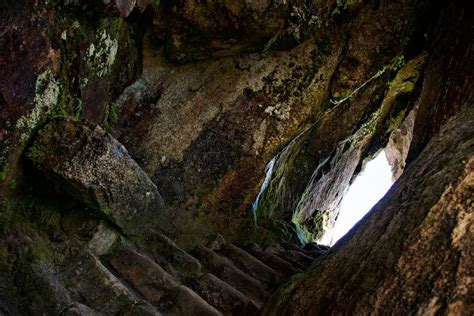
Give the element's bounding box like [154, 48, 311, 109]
[85, 29, 119, 78]
[15, 70, 60, 144]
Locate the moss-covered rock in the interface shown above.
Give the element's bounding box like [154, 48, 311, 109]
[0, 0, 140, 193]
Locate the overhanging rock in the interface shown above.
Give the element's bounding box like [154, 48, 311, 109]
[27, 118, 165, 235]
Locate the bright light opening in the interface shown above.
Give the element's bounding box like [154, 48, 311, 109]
[322, 151, 394, 246]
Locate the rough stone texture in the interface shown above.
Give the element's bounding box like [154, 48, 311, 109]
[1, 206, 312, 315]
[60, 248, 144, 314]
[155, 0, 341, 63]
[191, 273, 260, 315]
[262, 2, 473, 310]
[108, 246, 222, 315]
[115, 0, 137, 17]
[114, 28, 343, 246]
[263, 105, 474, 316]
[113, 0, 426, 247]
[0, 0, 472, 314]
[88, 223, 119, 256]
[0, 1, 60, 188]
[0, 0, 139, 191]
[135, 230, 204, 281]
[385, 107, 417, 181]
[256, 53, 426, 241]
[407, 1, 473, 164]
[26, 118, 165, 235]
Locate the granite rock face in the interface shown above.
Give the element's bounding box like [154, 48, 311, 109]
[26, 118, 165, 235]
[262, 2, 473, 313]
[112, 0, 427, 246]
[256, 53, 427, 242]
[263, 102, 474, 316]
[0, 0, 472, 314]
[155, 0, 339, 63]
[385, 107, 417, 181]
[0, 0, 139, 190]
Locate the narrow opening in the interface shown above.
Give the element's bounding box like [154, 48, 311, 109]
[320, 151, 394, 246]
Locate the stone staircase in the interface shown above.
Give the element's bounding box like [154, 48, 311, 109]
[97, 231, 329, 315]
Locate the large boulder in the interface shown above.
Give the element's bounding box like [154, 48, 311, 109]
[27, 118, 165, 235]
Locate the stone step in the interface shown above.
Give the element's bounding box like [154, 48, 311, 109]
[192, 245, 270, 308]
[108, 246, 221, 315]
[265, 243, 314, 270]
[245, 243, 302, 278]
[60, 249, 157, 315]
[281, 241, 319, 258]
[189, 273, 260, 315]
[303, 242, 331, 256]
[216, 243, 281, 289]
[136, 230, 203, 281]
[135, 232, 261, 314]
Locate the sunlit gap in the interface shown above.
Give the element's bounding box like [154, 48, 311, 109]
[320, 151, 394, 246]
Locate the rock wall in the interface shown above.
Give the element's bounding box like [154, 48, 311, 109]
[263, 1, 473, 313]
[111, 0, 429, 246]
[0, 0, 435, 247]
[263, 101, 474, 316]
[0, 0, 140, 191]
[0, 0, 472, 314]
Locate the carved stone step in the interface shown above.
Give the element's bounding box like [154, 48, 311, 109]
[216, 243, 280, 288]
[108, 246, 221, 315]
[60, 249, 155, 314]
[190, 273, 260, 315]
[192, 245, 269, 308]
[245, 243, 302, 278]
[265, 243, 314, 270]
[303, 242, 331, 256]
[281, 241, 319, 258]
[136, 230, 203, 281]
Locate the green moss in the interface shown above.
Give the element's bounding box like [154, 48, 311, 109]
[28, 232, 52, 264]
[103, 101, 119, 132]
[387, 109, 407, 133]
[387, 53, 426, 93]
[56, 86, 71, 116]
[391, 54, 406, 73]
[0, 218, 52, 266]
[74, 98, 84, 118]
[339, 73, 349, 83]
[1, 196, 59, 235]
[362, 52, 427, 137]
[9, 179, 17, 190]
[0, 163, 9, 182]
[108, 102, 119, 124]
